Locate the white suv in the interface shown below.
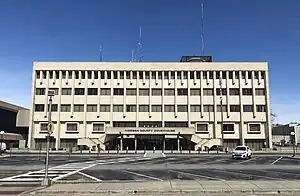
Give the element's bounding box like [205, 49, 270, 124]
[232, 146, 252, 159]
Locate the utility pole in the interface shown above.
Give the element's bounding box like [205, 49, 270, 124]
[41, 90, 55, 186]
[220, 76, 224, 151]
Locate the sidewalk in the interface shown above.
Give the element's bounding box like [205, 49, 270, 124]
[28, 180, 300, 196]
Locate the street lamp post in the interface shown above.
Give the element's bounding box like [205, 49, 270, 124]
[41, 90, 55, 186]
[219, 77, 224, 151]
[0, 131, 4, 156]
[291, 131, 296, 157]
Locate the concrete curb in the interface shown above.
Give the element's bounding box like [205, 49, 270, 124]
[30, 189, 300, 195]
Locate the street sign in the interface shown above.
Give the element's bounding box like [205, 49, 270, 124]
[47, 123, 54, 134]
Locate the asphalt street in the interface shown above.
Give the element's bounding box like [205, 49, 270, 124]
[1, 153, 300, 195]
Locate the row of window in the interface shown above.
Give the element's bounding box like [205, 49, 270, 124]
[36, 88, 265, 96]
[196, 123, 261, 132]
[37, 70, 266, 80]
[41, 122, 261, 133]
[35, 104, 266, 113]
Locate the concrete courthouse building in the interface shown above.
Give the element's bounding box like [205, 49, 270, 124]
[28, 56, 272, 151]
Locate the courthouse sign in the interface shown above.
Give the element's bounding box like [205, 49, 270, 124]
[106, 127, 195, 135]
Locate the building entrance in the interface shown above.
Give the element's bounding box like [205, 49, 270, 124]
[136, 135, 164, 150]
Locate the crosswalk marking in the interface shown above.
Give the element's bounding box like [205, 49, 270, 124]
[0, 156, 152, 183]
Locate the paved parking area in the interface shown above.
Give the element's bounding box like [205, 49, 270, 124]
[1, 153, 300, 195]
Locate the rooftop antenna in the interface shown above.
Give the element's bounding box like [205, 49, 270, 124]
[100, 45, 103, 62]
[201, 1, 204, 55]
[131, 50, 135, 62]
[135, 26, 143, 62]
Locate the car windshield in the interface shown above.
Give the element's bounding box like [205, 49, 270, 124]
[235, 147, 246, 151]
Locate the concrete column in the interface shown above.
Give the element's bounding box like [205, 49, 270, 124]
[163, 136, 165, 152]
[177, 135, 180, 151]
[120, 135, 123, 151]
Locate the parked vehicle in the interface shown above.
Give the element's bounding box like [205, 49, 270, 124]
[0, 142, 6, 153]
[232, 146, 252, 159]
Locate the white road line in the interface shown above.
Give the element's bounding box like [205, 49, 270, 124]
[78, 171, 102, 182]
[169, 170, 225, 181]
[162, 153, 166, 157]
[52, 163, 97, 181]
[123, 170, 163, 181]
[143, 152, 148, 157]
[271, 156, 283, 165]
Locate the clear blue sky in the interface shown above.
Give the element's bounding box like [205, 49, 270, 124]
[0, 0, 299, 123]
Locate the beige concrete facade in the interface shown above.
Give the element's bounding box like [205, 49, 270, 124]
[29, 62, 272, 150]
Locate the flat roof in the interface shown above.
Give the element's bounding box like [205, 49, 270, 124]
[0, 100, 29, 113]
[33, 62, 268, 71]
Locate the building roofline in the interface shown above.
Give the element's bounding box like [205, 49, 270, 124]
[0, 100, 29, 112]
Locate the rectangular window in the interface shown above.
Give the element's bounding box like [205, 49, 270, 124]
[254, 71, 259, 79]
[164, 72, 168, 79]
[62, 88, 72, 95]
[57, 71, 62, 79]
[113, 88, 124, 95]
[49, 71, 53, 79]
[36, 71, 41, 79]
[242, 88, 253, 96]
[249, 124, 261, 132]
[152, 105, 162, 112]
[177, 71, 181, 79]
[229, 88, 239, 96]
[139, 71, 143, 79]
[248, 71, 252, 79]
[120, 71, 124, 79]
[216, 71, 220, 79]
[229, 71, 233, 79]
[177, 105, 188, 112]
[113, 105, 123, 112]
[61, 104, 71, 112]
[183, 71, 188, 79]
[230, 105, 240, 112]
[81, 71, 85, 79]
[100, 88, 111, 95]
[151, 71, 156, 79]
[67, 123, 78, 132]
[196, 71, 201, 79]
[203, 71, 207, 79]
[165, 121, 188, 127]
[217, 105, 227, 112]
[88, 71, 92, 79]
[75, 88, 85, 95]
[139, 105, 149, 112]
[107, 71, 111, 79]
[87, 104, 97, 112]
[100, 105, 110, 112]
[203, 105, 214, 112]
[191, 105, 201, 112]
[47, 104, 58, 112]
[113, 121, 136, 127]
[133, 71, 137, 79]
[113, 71, 118, 79]
[235, 71, 239, 79]
[223, 124, 234, 132]
[36, 88, 45, 95]
[74, 104, 84, 112]
[49, 88, 59, 95]
[93, 123, 104, 132]
[145, 71, 150, 79]
[75, 71, 79, 79]
[255, 88, 265, 96]
[100, 71, 105, 79]
[196, 124, 208, 132]
[126, 71, 131, 79]
[88, 88, 98, 95]
[241, 71, 246, 79]
[256, 105, 266, 112]
[190, 89, 201, 96]
[216, 88, 227, 96]
[190, 72, 194, 79]
[152, 88, 162, 96]
[164, 89, 175, 96]
[243, 105, 253, 112]
[126, 105, 136, 112]
[177, 88, 188, 96]
[209, 71, 213, 79]
[203, 88, 213, 96]
[171, 71, 175, 79]
[68, 71, 72, 79]
[164, 105, 175, 112]
[158, 72, 162, 79]
[139, 89, 149, 96]
[40, 123, 48, 132]
[261, 71, 265, 79]
[94, 71, 98, 79]
[35, 104, 44, 112]
[42, 71, 47, 79]
[126, 88, 137, 96]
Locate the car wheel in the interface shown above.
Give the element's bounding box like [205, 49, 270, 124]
[248, 155, 252, 159]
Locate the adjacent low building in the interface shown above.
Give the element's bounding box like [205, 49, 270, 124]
[272, 123, 300, 145]
[28, 56, 272, 151]
[0, 100, 29, 148]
